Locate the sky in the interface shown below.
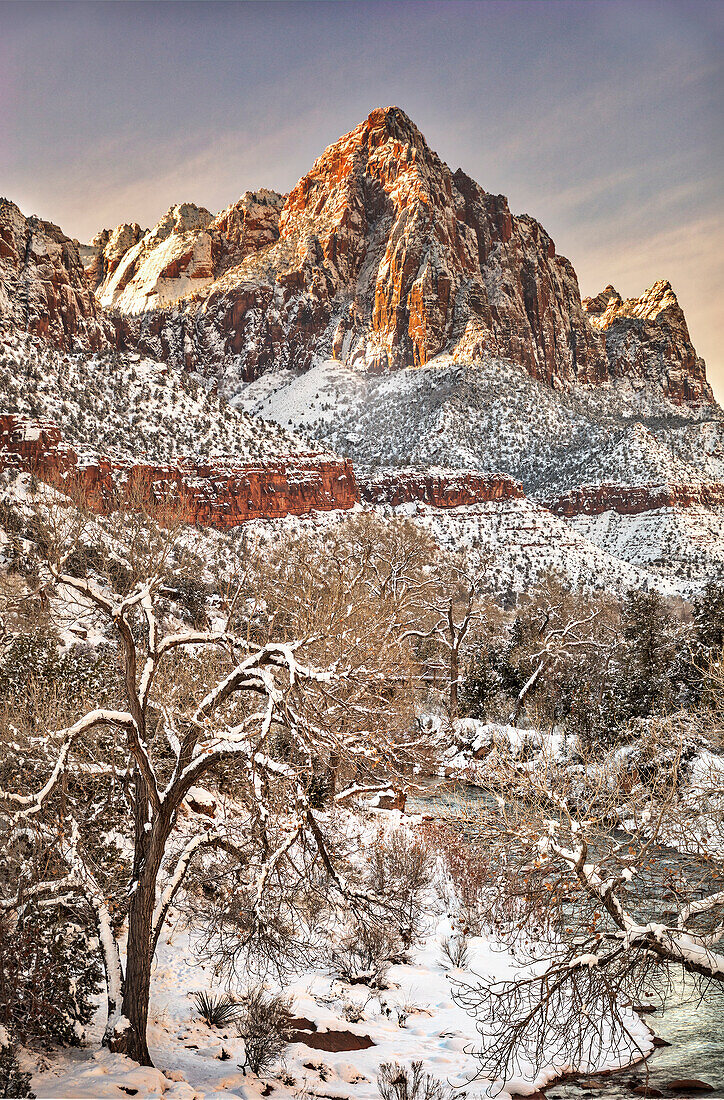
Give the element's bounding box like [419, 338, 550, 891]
[1, 0, 722, 400]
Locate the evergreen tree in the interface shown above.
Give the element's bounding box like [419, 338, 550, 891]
[0, 1032, 34, 1098]
[620, 589, 676, 718]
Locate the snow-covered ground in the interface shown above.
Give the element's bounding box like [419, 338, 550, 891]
[232, 357, 724, 499]
[569, 504, 724, 587]
[0, 332, 318, 465]
[26, 809, 653, 1100]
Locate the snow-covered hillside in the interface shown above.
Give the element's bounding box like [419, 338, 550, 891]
[569, 504, 724, 586]
[233, 356, 724, 497]
[0, 332, 317, 464]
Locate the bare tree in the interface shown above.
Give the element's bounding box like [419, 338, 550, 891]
[506, 578, 616, 726]
[0, 514, 427, 1066]
[400, 561, 480, 720]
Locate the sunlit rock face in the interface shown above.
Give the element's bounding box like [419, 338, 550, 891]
[114, 107, 611, 387]
[0, 109, 715, 411]
[84, 222, 147, 290]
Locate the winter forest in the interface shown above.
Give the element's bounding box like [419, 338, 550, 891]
[2, 486, 724, 1098]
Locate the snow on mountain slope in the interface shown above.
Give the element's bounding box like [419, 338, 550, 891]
[234, 356, 724, 496]
[569, 505, 724, 586]
[0, 331, 316, 464]
[94, 192, 285, 316]
[384, 497, 675, 595]
[232, 355, 723, 589]
[98, 204, 216, 314]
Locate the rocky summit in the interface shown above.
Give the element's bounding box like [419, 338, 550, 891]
[91, 107, 710, 403]
[0, 108, 714, 407]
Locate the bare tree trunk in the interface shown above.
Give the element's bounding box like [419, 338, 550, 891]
[449, 646, 459, 719]
[509, 658, 546, 726]
[108, 879, 155, 1065]
[108, 809, 171, 1066]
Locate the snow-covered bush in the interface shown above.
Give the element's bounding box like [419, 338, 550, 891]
[328, 920, 400, 987]
[439, 934, 469, 970]
[419, 818, 492, 936]
[0, 909, 102, 1047]
[377, 1060, 449, 1100]
[367, 829, 435, 949]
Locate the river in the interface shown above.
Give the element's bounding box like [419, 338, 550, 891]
[409, 781, 724, 1099]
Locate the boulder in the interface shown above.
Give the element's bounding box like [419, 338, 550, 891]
[290, 1028, 374, 1052]
[666, 1082, 715, 1094]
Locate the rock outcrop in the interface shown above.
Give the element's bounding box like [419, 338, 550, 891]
[547, 481, 724, 518]
[582, 280, 712, 403]
[97, 203, 217, 314]
[94, 192, 284, 317]
[84, 222, 146, 290]
[0, 414, 357, 527]
[0, 414, 521, 523]
[0, 110, 714, 410]
[359, 468, 524, 508]
[0, 198, 111, 351]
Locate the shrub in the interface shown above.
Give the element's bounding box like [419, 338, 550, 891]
[419, 818, 491, 935]
[377, 1061, 449, 1100]
[328, 920, 399, 987]
[368, 829, 435, 948]
[0, 910, 102, 1047]
[236, 986, 292, 1076]
[439, 934, 469, 970]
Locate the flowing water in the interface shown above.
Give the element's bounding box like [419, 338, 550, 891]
[409, 781, 724, 1099]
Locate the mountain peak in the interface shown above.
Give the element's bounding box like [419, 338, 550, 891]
[364, 105, 427, 145]
[585, 279, 682, 330]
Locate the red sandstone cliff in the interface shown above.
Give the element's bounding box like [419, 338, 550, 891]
[546, 481, 724, 518]
[359, 469, 524, 509]
[0, 415, 524, 523]
[4, 415, 723, 529]
[0, 415, 357, 527]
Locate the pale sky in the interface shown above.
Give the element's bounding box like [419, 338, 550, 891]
[2, 0, 722, 400]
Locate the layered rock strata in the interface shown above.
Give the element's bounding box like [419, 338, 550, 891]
[547, 482, 724, 518]
[359, 469, 524, 508]
[0, 415, 357, 527]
